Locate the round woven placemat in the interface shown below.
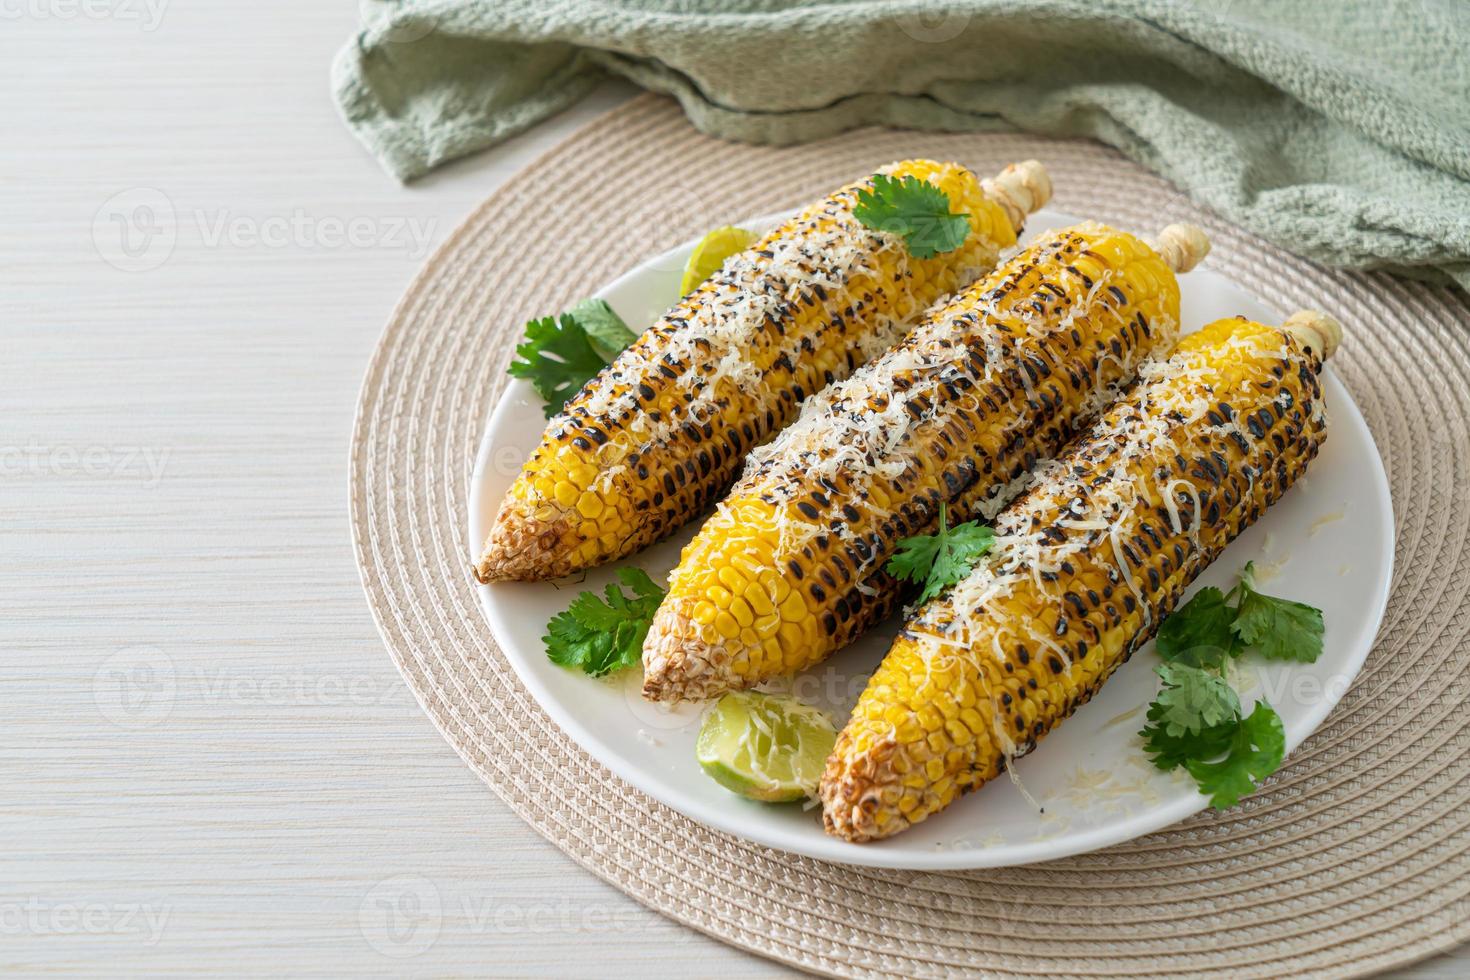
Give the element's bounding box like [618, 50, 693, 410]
[350, 94, 1470, 978]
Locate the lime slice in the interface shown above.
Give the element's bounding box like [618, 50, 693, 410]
[680, 225, 757, 296]
[696, 691, 837, 803]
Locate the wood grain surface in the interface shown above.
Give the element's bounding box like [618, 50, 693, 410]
[1, 4, 1462, 976]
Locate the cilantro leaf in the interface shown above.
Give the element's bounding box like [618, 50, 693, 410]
[1149, 663, 1241, 737]
[1231, 562, 1325, 663]
[509, 314, 610, 418]
[543, 568, 666, 677]
[885, 533, 940, 587]
[509, 299, 639, 418]
[885, 503, 995, 603]
[1185, 702, 1286, 808]
[1155, 586, 1239, 668]
[566, 298, 637, 360]
[1140, 701, 1236, 771]
[853, 174, 971, 259]
[1136, 562, 1316, 810]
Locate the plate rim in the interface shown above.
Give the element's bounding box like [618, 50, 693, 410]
[467, 211, 1395, 870]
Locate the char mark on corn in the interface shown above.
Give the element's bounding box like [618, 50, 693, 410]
[642, 222, 1208, 703]
[475, 159, 1050, 582]
[820, 313, 1334, 842]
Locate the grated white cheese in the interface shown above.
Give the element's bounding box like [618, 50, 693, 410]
[738, 223, 1165, 583]
[1309, 509, 1345, 536]
[569, 175, 926, 471]
[900, 323, 1317, 788]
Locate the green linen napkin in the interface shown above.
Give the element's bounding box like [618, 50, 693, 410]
[333, 0, 1470, 289]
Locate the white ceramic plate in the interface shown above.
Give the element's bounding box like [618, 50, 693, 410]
[468, 208, 1393, 870]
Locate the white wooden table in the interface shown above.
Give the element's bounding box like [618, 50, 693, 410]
[2, 5, 1462, 976]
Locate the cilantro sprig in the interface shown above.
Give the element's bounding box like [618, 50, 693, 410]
[1147, 662, 1241, 737]
[1139, 562, 1324, 808]
[509, 298, 638, 418]
[1155, 561, 1324, 667]
[1232, 562, 1325, 663]
[565, 298, 638, 360]
[544, 568, 666, 677]
[1184, 703, 1286, 808]
[853, 174, 971, 259]
[1153, 586, 1239, 668]
[886, 502, 995, 603]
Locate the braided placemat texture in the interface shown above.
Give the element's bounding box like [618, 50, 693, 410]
[349, 94, 1470, 978]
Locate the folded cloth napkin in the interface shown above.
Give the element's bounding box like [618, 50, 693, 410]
[333, 0, 1470, 290]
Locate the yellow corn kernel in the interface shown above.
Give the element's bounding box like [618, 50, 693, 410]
[822, 314, 1332, 843]
[732, 554, 764, 580]
[728, 599, 754, 629]
[642, 219, 1195, 704]
[744, 583, 775, 617]
[758, 570, 790, 602]
[716, 566, 746, 595]
[778, 621, 805, 650]
[713, 611, 740, 640]
[479, 160, 1046, 585]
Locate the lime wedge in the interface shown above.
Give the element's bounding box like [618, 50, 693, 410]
[680, 225, 757, 296]
[696, 691, 837, 803]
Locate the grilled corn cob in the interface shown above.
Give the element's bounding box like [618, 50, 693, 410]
[641, 222, 1211, 702]
[476, 160, 1052, 582]
[820, 311, 1340, 842]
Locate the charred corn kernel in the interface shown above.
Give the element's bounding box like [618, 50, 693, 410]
[642, 222, 1211, 703]
[475, 160, 1053, 583]
[821, 312, 1338, 842]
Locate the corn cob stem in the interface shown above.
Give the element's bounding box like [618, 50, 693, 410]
[820, 312, 1338, 842]
[1282, 309, 1342, 358]
[981, 162, 1053, 231]
[476, 160, 1050, 583]
[641, 221, 1210, 703]
[1148, 224, 1211, 277]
